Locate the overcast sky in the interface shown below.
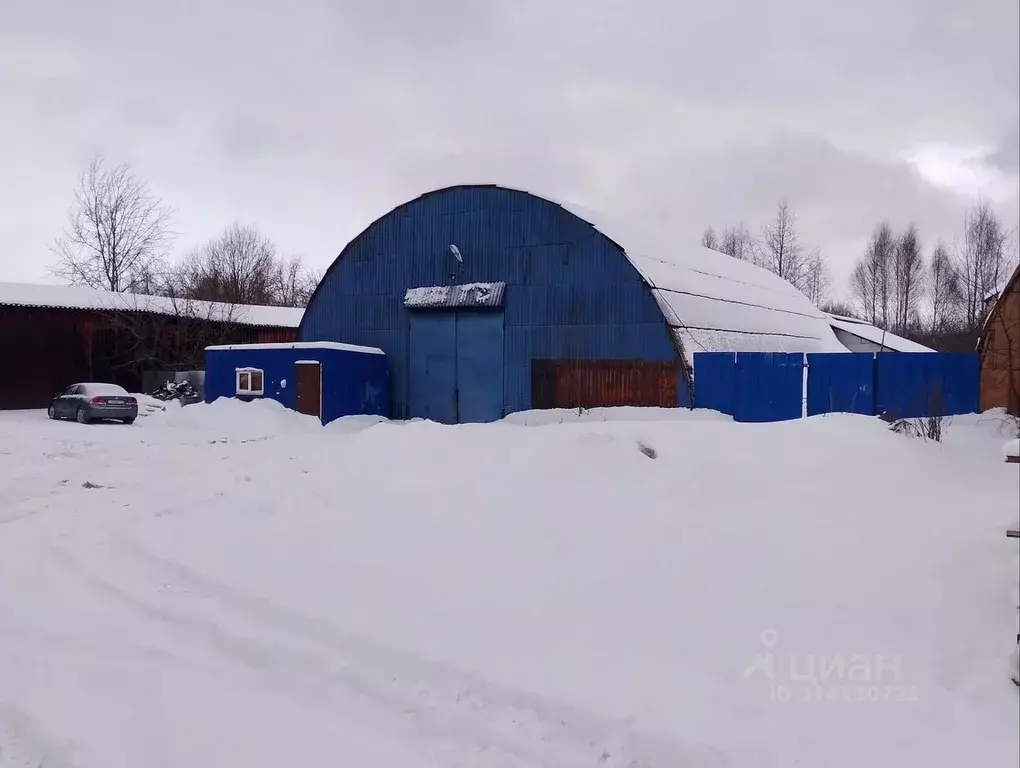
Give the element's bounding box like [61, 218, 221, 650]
[2, 0, 1017, 299]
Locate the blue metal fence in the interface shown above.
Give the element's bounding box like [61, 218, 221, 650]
[874, 353, 979, 418]
[806, 353, 875, 416]
[693, 352, 803, 422]
[691, 352, 736, 416]
[734, 352, 804, 422]
[696, 351, 980, 422]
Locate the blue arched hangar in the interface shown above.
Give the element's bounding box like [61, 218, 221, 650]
[292, 185, 843, 423]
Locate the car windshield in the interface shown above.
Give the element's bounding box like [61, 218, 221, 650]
[81, 383, 129, 396]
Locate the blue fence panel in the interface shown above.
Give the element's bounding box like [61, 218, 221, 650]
[734, 352, 804, 422]
[693, 352, 736, 416]
[874, 353, 980, 418]
[697, 350, 977, 423]
[806, 353, 875, 416]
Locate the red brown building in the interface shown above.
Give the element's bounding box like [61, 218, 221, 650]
[0, 282, 301, 409]
[978, 263, 1020, 415]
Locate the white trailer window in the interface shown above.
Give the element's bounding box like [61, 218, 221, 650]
[235, 368, 264, 395]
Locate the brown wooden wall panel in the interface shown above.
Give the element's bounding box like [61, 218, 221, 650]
[0, 304, 299, 409]
[980, 271, 1020, 415]
[256, 327, 299, 344]
[531, 359, 677, 409]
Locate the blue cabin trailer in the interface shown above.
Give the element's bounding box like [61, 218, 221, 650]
[299, 185, 845, 424]
[203, 342, 389, 424]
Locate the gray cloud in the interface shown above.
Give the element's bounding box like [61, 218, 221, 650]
[989, 126, 1020, 173]
[1, 0, 1017, 294]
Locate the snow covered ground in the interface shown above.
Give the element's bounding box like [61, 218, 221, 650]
[0, 401, 1017, 767]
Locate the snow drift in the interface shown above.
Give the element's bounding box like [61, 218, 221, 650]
[0, 403, 1016, 767]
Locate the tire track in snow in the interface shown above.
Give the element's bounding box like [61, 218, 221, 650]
[0, 706, 77, 768]
[53, 538, 734, 768]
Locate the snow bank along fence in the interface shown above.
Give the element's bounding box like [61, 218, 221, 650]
[693, 352, 979, 423]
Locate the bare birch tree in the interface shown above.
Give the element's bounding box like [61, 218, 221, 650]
[759, 201, 810, 290]
[891, 224, 925, 333]
[927, 240, 961, 336]
[167, 223, 317, 308]
[272, 255, 320, 307]
[51, 156, 175, 292]
[953, 202, 1012, 330]
[171, 223, 277, 305]
[820, 300, 858, 318]
[849, 222, 895, 326]
[701, 226, 719, 251]
[803, 248, 831, 306]
[719, 223, 754, 261]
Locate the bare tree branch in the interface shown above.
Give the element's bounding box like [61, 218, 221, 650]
[803, 248, 831, 307]
[50, 156, 175, 291]
[165, 223, 317, 308]
[719, 223, 754, 261]
[758, 201, 811, 291]
[892, 224, 926, 333]
[927, 240, 962, 337]
[952, 201, 1013, 331]
[849, 222, 895, 326]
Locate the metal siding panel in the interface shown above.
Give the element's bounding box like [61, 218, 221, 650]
[806, 353, 875, 416]
[875, 352, 980, 417]
[203, 348, 297, 411]
[300, 187, 679, 419]
[504, 364, 531, 415]
[732, 353, 760, 422]
[455, 312, 505, 422]
[408, 312, 457, 423]
[320, 349, 390, 423]
[781, 353, 806, 420]
[693, 352, 736, 415]
[732, 352, 803, 422]
[532, 360, 677, 408]
[676, 367, 692, 407]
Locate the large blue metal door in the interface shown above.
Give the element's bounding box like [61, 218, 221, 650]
[408, 311, 505, 423]
[409, 313, 457, 423]
[455, 312, 504, 423]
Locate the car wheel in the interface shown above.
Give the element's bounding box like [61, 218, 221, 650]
[47, 404, 56, 420]
[122, 417, 135, 425]
[76, 406, 90, 424]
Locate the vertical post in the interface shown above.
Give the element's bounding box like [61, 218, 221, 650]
[83, 317, 94, 380]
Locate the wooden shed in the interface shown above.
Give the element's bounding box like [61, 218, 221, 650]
[0, 282, 302, 409]
[979, 263, 1020, 415]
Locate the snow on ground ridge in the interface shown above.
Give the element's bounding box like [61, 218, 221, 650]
[0, 405, 1016, 767]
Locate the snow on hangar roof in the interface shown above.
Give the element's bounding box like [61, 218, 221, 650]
[0, 281, 304, 328]
[552, 198, 846, 364]
[825, 314, 934, 353]
[205, 341, 384, 355]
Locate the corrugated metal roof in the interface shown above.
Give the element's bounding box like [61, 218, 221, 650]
[0, 281, 304, 328]
[551, 199, 847, 364]
[404, 281, 506, 309]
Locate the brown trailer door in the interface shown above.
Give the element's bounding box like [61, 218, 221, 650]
[295, 361, 322, 418]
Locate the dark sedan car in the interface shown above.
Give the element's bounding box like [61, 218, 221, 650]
[48, 383, 139, 424]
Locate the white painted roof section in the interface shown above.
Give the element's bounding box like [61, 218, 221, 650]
[825, 314, 935, 353]
[554, 199, 846, 364]
[205, 341, 385, 355]
[0, 281, 304, 328]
